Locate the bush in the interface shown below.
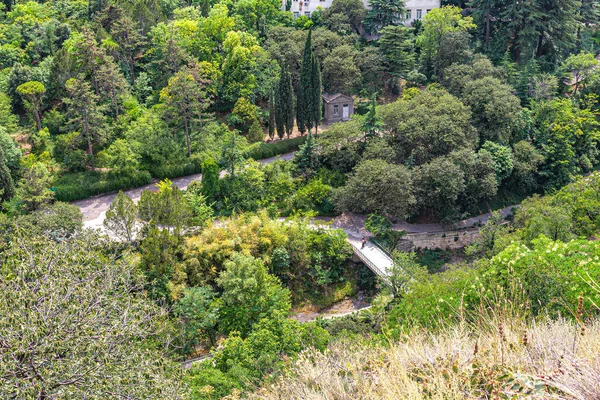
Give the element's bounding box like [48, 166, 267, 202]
[244, 136, 307, 160]
[54, 171, 152, 202]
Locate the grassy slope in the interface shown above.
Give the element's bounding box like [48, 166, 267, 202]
[256, 317, 600, 399]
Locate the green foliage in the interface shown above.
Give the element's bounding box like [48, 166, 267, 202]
[216, 253, 291, 336]
[0, 126, 21, 172]
[175, 286, 219, 353]
[0, 147, 15, 203]
[244, 136, 307, 160]
[481, 141, 514, 183]
[200, 158, 220, 201]
[104, 191, 139, 242]
[105, 139, 141, 175]
[0, 231, 184, 398]
[334, 159, 416, 220]
[15, 163, 54, 211]
[274, 63, 295, 139]
[54, 171, 152, 202]
[365, 0, 405, 34]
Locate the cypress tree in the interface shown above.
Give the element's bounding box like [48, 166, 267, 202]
[275, 63, 294, 139]
[268, 90, 275, 140]
[0, 147, 15, 203]
[297, 29, 313, 135]
[310, 54, 322, 134]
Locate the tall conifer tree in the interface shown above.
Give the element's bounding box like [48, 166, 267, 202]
[275, 63, 294, 139]
[311, 55, 322, 134]
[297, 30, 313, 135]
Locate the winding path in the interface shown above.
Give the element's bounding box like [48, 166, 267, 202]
[72, 151, 516, 281]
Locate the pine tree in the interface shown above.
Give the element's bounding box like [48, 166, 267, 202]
[293, 130, 316, 173]
[362, 94, 383, 141]
[0, 147, 15, 203]
[297, 30, 313, 135]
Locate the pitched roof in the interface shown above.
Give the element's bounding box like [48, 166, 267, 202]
[322, 93, 353, 103]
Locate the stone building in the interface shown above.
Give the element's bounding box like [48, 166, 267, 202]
[322, 93, 354, 124]
[285, 0, 441, 26]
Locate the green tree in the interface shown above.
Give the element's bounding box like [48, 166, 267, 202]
[105, 139, 141, 175]
[104, 191, 139, 243]
[221, 132, 247, 177]
[561, 51, 599, 96]
[380, 88, 476, 165]
[216, 253, 291, 336]
[386, 251, 426, 297]
[63, 77, 107, 161]
[323, 0, 366, 35]
[362, 95, 383, 140]
[297, 30, 322, 135]
[175, 286, 219, 352]
[201, 158, 221, 201]
[365, 0, 406, 35]
[16, 81, 45, 130]
[333, 159, 416, 219]
[15, 163, 54, 212]
[414, 156, 466, 222]
[138, 180, 193, 237]
[0, 232, 183, 399]
[97, 56, 128, 118]
[417, 6, 475, 77]
[0, 127, 21, 172]
[268, 90, 275, 140]
[275, 63, 294, 139]
[248, 118, 264, 143]
[481, 141, 514, 183]
[160, 68, 210, 157]
[0, 147, 15, 203]
[461, 76, 523, 144]
[378, 25, 415, 76]
[293, 130, 317, 173]
[322, 45, 361, 94]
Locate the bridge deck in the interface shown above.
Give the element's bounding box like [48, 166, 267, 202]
[347, 238, 394, 285]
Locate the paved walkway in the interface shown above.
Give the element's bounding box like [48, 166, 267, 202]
[73, 152, 295, 229]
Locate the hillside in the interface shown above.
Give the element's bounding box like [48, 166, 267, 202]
[256, 318, 600, 399]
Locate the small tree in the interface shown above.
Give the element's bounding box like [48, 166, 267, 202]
[16, 81, 45, 130]
[386, 251, 426, 297]
[201, 158, 220, 201]
[175, 286, 219, 352]
[160, 69, 209, 157]
[16, 163, 54, 211]
[104, 191, 139, 243]
[362, 94, 382, 141]
[105, 139, 141, 175]
[248, 118, 264, 143]
[293, 130, 317, 174]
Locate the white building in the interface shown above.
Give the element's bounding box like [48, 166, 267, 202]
[285, 0, 441, 26]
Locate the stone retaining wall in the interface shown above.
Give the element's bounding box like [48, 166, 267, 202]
[400, 228, 481, 251]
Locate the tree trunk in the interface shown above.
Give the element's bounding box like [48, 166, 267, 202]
[536, 29, 544, 58]
[34, 101, 41, 131]
[184, 118, 191, 157]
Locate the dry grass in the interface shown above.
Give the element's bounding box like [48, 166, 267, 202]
[254, 318, 600, 399]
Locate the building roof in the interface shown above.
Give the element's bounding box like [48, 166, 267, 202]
[322, 93, 353, 103]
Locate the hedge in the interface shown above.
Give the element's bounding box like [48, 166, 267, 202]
[244, 136, 306, 160]
[54, 171, 152, 202]
[148, 162, 202, 180]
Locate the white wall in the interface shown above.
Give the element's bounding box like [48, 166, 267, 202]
[284, 0, 441, 25]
